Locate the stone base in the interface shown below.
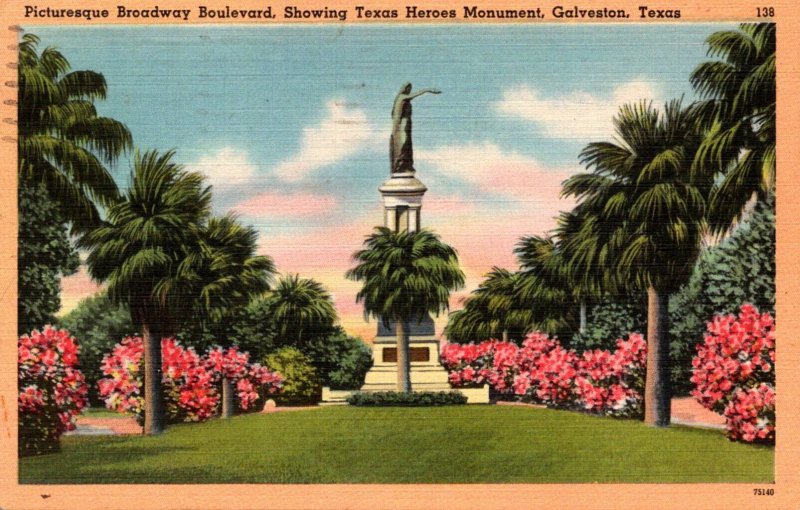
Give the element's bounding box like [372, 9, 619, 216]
[361, 335, 451, 392]
[319, 335, 491, 404]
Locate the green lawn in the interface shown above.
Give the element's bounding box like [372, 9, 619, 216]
[20, 406, 773, 484]
[81, 408, 131, 419]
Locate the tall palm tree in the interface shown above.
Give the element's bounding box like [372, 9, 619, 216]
[265, 274, 338, 350]
[80, 150, 211, 434]
[179, 215, 276, 418]
[18, 33, 132, 230]
[445, 267, 531, 343]
[562, 100, 711, 427]
[347, 228, 465, 392]
[690, 23, 775, 234]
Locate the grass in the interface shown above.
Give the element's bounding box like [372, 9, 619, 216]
[20, 406, 773, 484]
[81, 408, 131, 419]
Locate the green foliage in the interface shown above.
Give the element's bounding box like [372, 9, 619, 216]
[564, 99, 710, 295]
[264, 274, 337, 349]
[304, 328, 373, 390]
[515, 236, 578, 337]
[570, 297, 647, 351]
[347, 227, 465, 325]
[346, 391, 467, 406]
[263, 347, 320, 404]
[669, 197, 775, 394]
[691, 23, 775, 234]
[445, 268, 533, 344]
[176, 296, 278, 359]
[79, 149, 212, 334]
[181, 215, 275, 334]
[227, 298, 278, 359]
[57, 293, 136, 405]
[18, 181, 79, 335]
[18, 33, 132, 231]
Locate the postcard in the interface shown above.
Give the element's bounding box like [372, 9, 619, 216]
[1, 0, 797, 508]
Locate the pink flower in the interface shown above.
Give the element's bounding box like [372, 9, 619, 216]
[691, 305, 775, 443]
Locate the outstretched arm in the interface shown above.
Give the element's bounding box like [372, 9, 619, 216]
[408, 88, 442, 100]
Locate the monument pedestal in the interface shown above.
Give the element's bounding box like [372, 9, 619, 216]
[360, 316, 451, 392]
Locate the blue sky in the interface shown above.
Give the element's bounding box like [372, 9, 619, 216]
[33, 23, 734, 337]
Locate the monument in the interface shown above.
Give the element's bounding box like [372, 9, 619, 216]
[321, 83, 488, 403]
[358, 83, 451, 393]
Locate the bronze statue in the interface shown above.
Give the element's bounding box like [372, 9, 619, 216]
[390, 82, 441, 174]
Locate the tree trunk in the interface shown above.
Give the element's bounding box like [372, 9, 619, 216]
[221, 377, 235, 418]
[142, 322, 165, 435]
[579, 301, 587, 334]
[396, 319, 411, 393]
[502, 330, 509, 342]
[644, 287, 671, 427]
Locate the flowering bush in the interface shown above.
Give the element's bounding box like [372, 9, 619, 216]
[206, 346, 283, 410]
[572, 334, 647, 416]
[442, 331, 646, 417]
[691, 304, 775, 443]
[98, 338, 283, 423]
[18, 326, 88, 456]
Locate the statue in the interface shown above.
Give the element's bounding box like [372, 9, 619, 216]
[390, 82, 441, 175]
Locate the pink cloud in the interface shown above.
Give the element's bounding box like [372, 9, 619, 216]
[59, 267, 102, 315]
[417, 142, 575, 200]
[231, 192, 338, 219]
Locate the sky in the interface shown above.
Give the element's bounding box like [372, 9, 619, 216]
[33, 23, 733, 340]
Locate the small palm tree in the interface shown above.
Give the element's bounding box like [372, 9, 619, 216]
[514, 235, 577, 337]
[347, 228, 464, 392]
[80, 150, 211, 434]
[266, 274, 338, 350]
[445, 267, 531, 343]
[179, 215, 276, 418]
[18, 33, 132, 230]
[562, 99, 711, 426]
[690, 23, 775, 234]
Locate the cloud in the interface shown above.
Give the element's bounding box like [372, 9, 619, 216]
[187, 147, 259, 195]
[59, 267, 102, 315]
[416, 141, 574, 200]
[495, 79, 660, 140]
[231, 192, 337, 219]
[273, 100, 375, 182]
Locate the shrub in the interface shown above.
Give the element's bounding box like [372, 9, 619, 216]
[57, 293, 136, 406]
[347, 391, 467, 406]
[570, 299, 646, 351]
[263, 347, 320, 404]
[18, 326, 88, 456]
[671, 198, 775, 395]
[205, 345, 283, 411]
[304, 330, 373, 389]
[442, 331, 646, 417]
[691, 304, 775, 443]
[98, 338, 282, 423]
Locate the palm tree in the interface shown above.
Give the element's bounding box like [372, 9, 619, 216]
[562, 99, 710, 426]
[265, 274, 338, 350]
[18, 33, 132, 230]
[179, 215, 275, 418]
[690, 23, 775, 234]
[80, 150, 211, 434]
[445, 267, 531, 343]
[514, 235, 576, 337]
[347, 228, 465, 392]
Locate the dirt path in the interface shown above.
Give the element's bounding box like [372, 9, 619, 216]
[671, 397, 725, 429]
